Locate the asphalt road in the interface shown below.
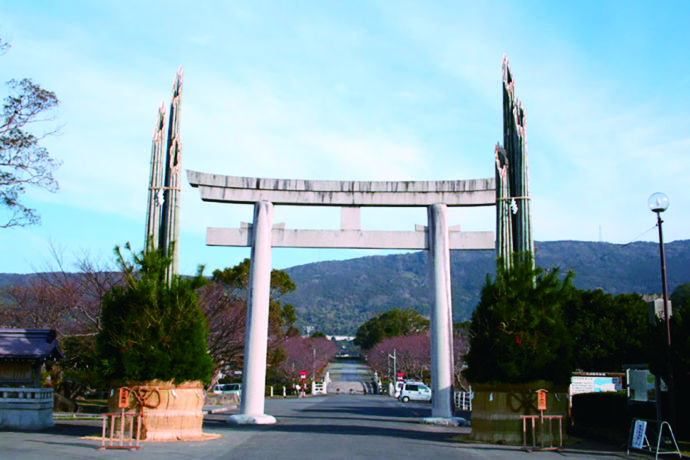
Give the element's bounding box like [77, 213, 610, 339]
[0, 395, 641, 459]
[326, 360, 373, 382]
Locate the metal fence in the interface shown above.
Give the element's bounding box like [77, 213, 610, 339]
[454, 391, 472, 411]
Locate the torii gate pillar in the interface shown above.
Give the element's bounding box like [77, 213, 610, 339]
[425, 204, 459, 423]
[227, 200, 277, 425]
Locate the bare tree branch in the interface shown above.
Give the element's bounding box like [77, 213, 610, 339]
[1, 43, 61, 228]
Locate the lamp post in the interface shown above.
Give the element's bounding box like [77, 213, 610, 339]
[648, 192, 676, 428]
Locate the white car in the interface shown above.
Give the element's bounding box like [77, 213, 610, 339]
[213, 383, 242, 400]
[394, 380, 405, 398]
[398, 381, 432, 402]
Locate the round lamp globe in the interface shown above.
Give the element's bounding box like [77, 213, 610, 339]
[648, 192, 669, 213]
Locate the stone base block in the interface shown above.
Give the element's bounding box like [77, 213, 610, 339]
[227, 414, 277, 425]
[421, 416, 467, 427]
[0, 388, 54, 430]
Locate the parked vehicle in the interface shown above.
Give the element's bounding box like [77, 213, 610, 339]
[394, 380, 405, 398]
[398, 381, 432, 402]
[213, 383, 242, 400]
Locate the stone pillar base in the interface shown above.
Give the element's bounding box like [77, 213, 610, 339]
[227, 414, 276, 425]
[421, 416, 467, 427]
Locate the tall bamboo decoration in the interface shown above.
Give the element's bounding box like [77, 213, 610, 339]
[145, 103, 166, 250]
[144, 68, 183, 283]
[496, 56, 534, 268]
[494, 144, 513, 268]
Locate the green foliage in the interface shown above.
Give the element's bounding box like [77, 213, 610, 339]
[465, 255, 575, 385]
[649, 283, 690, 392]
[211, 258, 296, 296]
[211, 259, 250, 288]
[281, 303, 297, 328]
[671, 282, 690, 311]
[281, 240, 690, 335]
[354, 308, 429, 350]
[648, 286, 690, 433]
[310, 331, 327, 339]
[564, 290, 648, 371]
[96, 245, 213, 384]
[211, 257, 296, 336]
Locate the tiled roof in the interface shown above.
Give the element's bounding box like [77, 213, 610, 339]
[0, 328, 64, 360]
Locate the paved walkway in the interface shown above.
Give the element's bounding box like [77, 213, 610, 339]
[0, 395, 658, 459]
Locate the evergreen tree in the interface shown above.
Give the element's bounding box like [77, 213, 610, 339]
[96, 245, 213, 384]
[564, 290, 648, 371]
[354, 308, 429, 350]
[465, 255, 574, 385]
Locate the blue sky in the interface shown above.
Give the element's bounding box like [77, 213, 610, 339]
[1, 1, 688, 275]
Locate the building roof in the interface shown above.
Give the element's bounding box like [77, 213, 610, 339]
[0, 328, 64, 361]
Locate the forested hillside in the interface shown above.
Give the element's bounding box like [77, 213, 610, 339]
[2, 240, 689, 336]
[283, 240, 690, 335]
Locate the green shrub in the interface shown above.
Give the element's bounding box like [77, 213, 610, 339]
[96, 245, 213, 385]
[465, 254, 574, 385]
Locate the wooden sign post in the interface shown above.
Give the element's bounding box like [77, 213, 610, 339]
[537, 389, 548, 448]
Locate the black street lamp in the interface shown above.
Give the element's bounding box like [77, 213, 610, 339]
[648, 192, 676, 428]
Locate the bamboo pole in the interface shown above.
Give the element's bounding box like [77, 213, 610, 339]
[494, 144, 513, 269]
[159, 68, 183, 283]
[144, 104, 166, 251]
[501, 56, 534, 266]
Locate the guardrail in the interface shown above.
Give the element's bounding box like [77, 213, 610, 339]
[0, 387, 53, 401]
[520, 415, 563, 451]
[454, 391, 472, 411]
[99, 411, 142, 451]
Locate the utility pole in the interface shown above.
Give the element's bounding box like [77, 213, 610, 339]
[387, 348, 397, 396]
[388, 349, 397, 381]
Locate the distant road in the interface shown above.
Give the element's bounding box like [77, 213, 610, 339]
[326, 360, 372, 382]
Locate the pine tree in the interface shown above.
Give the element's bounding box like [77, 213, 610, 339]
[465, 254, 574, 385]
[96, 244, 213, 384]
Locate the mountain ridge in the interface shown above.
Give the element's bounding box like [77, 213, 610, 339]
[282, 239, 690, 334]
[2, 240, 689, 336]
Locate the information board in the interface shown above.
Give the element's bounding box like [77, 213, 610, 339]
[570, 375, 622, 395]
[631, 420, 647, 450]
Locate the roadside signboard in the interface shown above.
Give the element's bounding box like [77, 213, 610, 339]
[537, 389, 547, 411]
[570, 375, 622, 395]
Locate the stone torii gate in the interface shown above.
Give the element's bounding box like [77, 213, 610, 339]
[186, 55, 531, 425]
[188, 173, 496, 424]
